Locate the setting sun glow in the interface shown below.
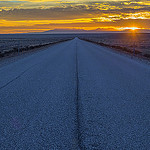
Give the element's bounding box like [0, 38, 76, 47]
[130, 27, 140, 31]
[120, 27, 141, 31]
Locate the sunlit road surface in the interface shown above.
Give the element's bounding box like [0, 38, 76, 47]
[0, 38, 150, 149]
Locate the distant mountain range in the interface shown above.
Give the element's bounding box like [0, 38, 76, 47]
[41, 29, 102, 34]
[30, 28, 150, 34]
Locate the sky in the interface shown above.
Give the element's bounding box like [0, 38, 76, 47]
[0, 0, 150, 33]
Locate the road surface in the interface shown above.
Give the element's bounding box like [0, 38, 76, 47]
[0, 38, 150, 149]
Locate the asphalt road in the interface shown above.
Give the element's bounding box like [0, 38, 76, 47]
[0, 38, 150, 150]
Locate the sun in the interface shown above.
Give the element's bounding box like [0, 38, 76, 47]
[119, 27, 141, 31]
[130, 27, 139, 31]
